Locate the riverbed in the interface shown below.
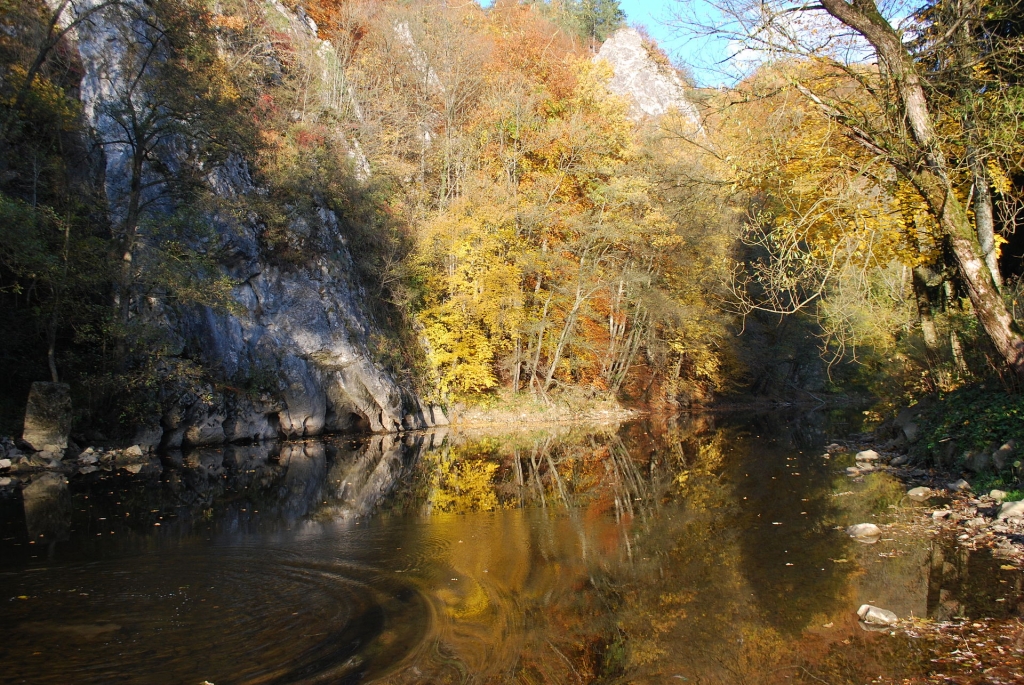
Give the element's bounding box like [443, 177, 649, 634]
[1, 411, 1020, 684]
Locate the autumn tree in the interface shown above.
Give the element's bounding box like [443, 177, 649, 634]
[670, 0, 1024, 383]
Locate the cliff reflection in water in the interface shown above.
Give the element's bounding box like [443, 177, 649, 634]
[0, 413, 1000, 684]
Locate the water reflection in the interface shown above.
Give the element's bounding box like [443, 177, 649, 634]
[0, 413, 1018, 684]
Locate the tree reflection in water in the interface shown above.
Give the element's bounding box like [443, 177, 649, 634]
[371, 413, 921, 684]
[1, 412, 1012, 684]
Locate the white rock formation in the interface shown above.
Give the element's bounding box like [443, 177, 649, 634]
[595, 27, 701, 129]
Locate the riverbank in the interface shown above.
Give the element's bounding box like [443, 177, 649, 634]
[829, 429, 1024, 683]
[445, 393, 643, 429]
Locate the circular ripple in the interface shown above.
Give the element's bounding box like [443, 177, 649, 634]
[0, 547, 433, 685]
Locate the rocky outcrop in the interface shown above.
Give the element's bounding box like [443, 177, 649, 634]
[21, 383, 72, 451]
[595, 28, 701, 129]
[64, 0, 445, 446]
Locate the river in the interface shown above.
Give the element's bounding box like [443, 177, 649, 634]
[0, 411, 1019, 684]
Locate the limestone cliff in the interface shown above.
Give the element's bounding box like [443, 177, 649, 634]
[595, 27, 702, 129]
[67, 0, 444, 447]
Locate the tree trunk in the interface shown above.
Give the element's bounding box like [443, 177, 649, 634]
[114, 146, 145, 367]
[912, 265, 947, 388]
[969, 150, 1001, 288]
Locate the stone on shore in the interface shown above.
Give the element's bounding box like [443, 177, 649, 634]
[990, 489, 1008, 502]
[947, 479, 971, 492]
[21, 382, 72, 452]
[997, 500, 1024, 519]
[857, 604, 898, 626]
[855, 450, 880, 462]
[846, 523, 882, 543]
[907, 486, 932, 502]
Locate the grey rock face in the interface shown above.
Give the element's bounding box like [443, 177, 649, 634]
[22, 382, 72, 451]
[595, 28, 701, 127]
[65, 0, 437, 445]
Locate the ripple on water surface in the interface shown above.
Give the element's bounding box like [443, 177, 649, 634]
[0, 546, 434, 684]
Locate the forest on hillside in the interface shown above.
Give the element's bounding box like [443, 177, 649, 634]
[2, 0, 1024, 435]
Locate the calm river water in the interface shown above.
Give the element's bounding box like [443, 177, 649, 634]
[1, 412, 1020, 684]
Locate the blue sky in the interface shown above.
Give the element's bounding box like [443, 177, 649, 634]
[616, 0, 728, 85]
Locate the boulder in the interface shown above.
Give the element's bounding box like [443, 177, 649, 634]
[855, 462, 876, 472]
[846, 523, 882, 543]
[21, 382, 72, 451]
[430, 405, 449, 426]
[907, 486, 932, 502]
[964, 451, 991, 473]
[990, 489, 1008, 502]
[857, 604, 898, 626]
[855, 450, 880, 462]
[997, 500, 1024, 519]
[124, 445, 144, 458]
